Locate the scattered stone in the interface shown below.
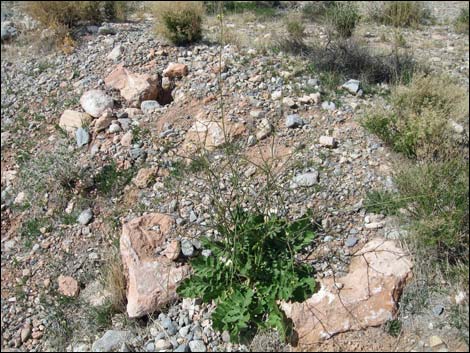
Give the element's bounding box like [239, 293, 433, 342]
[163, 63, 189, 79]
[108, 122, 122, 133]
[321, 101, 336, 110]
[94, 111, 113, 132]
[310, 92, 321, 104]
[98, 24, 116, 35]
[107, 45, 123, 61]
[133, 168, 155, 188]
[319, 136, 337, 148]
[250, 110, 264, 119]
[432, 304, 444, 316]
[92, 330, 132, 352]
[80, 90, 114, 118]
[189, 340, 207, 352]
[342, 79, 361, 95]
[141, 100, 161, 114]
[184, 116, 246, 151]
[164, 240, 181, 261]
[59, 110, 92, 132]
[174, 344, 189, 352]
[77, 208, 93, 225]
[292, 171, 319, 187]
[271, 90, 282, 100]
[256, 118, 272, 140]
[76, 127, 90, 147]
[155, 339, 172, 351]
[429, 336, 445, 349]
[282, 97, 296, 108]
[57, 275, 80, 297]
[285, 114, 305, 129]
[121, 131, 133, 147]
[1, 21, 17, 42]
[181, 239, 195, 257]
[20, 324, 32, 343]
[345, 236, 358, 247]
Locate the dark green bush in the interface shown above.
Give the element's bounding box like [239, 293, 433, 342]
[178, 208, 317, 342]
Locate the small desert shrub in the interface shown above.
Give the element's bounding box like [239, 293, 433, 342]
[324, 1, 359, 38]
[364, 190, 405, 216]
[16, 144, 88, 216]
[369, 1, 431, 28]
[362, 74, 468, 159]
[395, 159, 469, 266]
[301, 1, 336, 21]
[308, 38, 417, 84]
[273, 15, 308, 54]
[455, 5, 469, 34]
[23, 1, 129, 28]
[205, 1, 280, 17]
[153, 1, 204, 45]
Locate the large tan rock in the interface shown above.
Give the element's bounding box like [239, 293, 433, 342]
[163, 63, 189, 79]
[105, 65, 162, 107]
[280, 238, 412, 350]
[58, 275, 80, 297]
[184, 114, 246, 151]
[120, 213, 189, 318]
[59, 110, 92, 131]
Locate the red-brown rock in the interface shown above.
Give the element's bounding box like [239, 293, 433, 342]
[163, 63, 189, 79]
[120, 213, 189, 318]
[58, 275, 80, 297]
[105, 65, 162, 107]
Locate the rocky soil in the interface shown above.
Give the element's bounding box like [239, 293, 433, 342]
[1, 2, 469, 352]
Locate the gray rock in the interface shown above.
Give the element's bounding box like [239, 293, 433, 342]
[342, 79, 361, 94]
[76, 128, 90, 147]
[432, 304, 444, 316]
[98, 25, 116, 35]
[77, 208, 93, 225]
[189, 340, 206, 352]
[285, 114, 305, 129]
[181, 239, 194, 257]
[108, 123, 122, 133]
[107, 45, 123, 61]
[174, 344, 189, 352]
[321, 101, 336, 110]
[345, 236, 358, 247]
[221, 330, 231, 343]
[292, 171, 319, 187]
[155, 339, 172, 351]
[91, 330, 132, 352]
[1, 22, 17, 42]
[141, 100, 161, 114]
[80, 90, 114, 118]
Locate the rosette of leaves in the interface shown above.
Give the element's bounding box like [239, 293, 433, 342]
[177, 207, 316, 342]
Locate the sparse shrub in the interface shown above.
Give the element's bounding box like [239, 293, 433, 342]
[204, 1, 280, 17]
[364, 190, 405, 216]
[455, 5, 469, 34]
[16, 144, 88, 216]
[362, 74, 468, 159]
[308, 38, 417, 84]
[369, 1, 432, 28]
[273, 15, 308, 54]
[302, 1, 336, 21]
[93, 162, 135, 196]
[153, 1, 204, 45]
[23, 1, 129, 28]
[395, 159, 469, 265]
[324, 1, 359, 38]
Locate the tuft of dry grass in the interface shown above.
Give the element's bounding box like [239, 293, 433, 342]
[102, 252, 127, 312]
[368, 1, 432, 28]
